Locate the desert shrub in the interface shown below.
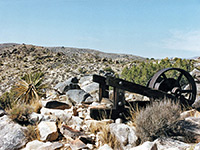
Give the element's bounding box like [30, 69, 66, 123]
[103, 66, 115, 74]
[0, 91, 17, 110]
[134, 99, 181, 144]
[78, 67, 87, 74]
[9, 104, 34, 125]
[121, 58, 194, 86]
[13, 71, 47, 104]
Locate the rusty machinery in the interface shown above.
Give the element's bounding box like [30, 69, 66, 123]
[90, 68, 197, 120]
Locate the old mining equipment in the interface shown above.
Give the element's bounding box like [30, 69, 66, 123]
[90, 68, 197, 121]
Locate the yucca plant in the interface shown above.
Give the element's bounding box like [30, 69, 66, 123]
[13, 71, 47, 104]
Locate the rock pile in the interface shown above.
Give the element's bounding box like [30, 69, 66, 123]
[0, 71, 200, 150]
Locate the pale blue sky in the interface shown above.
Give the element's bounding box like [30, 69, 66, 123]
[0, 0, 200, 58]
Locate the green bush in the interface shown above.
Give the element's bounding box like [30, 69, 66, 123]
[135, 99, 181, 144]
[103, 66, 115, 74]
[121, 58, 194, 86]
[0, 91, 16, 110]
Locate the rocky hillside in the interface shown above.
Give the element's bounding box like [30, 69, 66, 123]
[1, 43, 200, 150]
[0, 43, 145, 96]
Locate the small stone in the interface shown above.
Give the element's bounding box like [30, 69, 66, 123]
[130, 141, 157, 150]
[38, 121, 58, 141]
[23, 140, 63, 150]
[68, 116, 83, 127]
[70, 139, 88, 150]
[115, 118, 122, 124]
[0, 108, 6, 117]
[180, 109, 200, 119]
[87, 144, 94, 149]
[98, 144, 113, 150]
[194, 142, 200, 150]
[60, 124, 82, 139]
[24, 140, 45, 150]
[79, 135, 95, 145]
[28, 112, 43, 124]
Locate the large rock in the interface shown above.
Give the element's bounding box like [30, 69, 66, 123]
[109, 123, 138, 149]
[79, 75, 93, 87]
[66, 89, 93, 104]
[0, 115, 28, 150]
[155, 138, 190, 150]
[22, 140, 63, 150]
[190, 68, 200, 82]
[45, 100, 71, 110]
[40, 107, 72, 122]
[82, 82, 99, 94]
[194, 142, 200, 150]
[54, 77, 80, 94]
[130, 138, 190, 150]
[190, 68, 200, 95]
[38, 121, 58, 141]
[130, 141, 157, 150]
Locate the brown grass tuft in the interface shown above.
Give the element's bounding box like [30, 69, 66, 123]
[9, 104, 34, 125]
[98, 124, 121, 149]
[25, 125, 40, 141]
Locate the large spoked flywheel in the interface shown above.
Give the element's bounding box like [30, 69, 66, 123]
[147, 68, 197, 106]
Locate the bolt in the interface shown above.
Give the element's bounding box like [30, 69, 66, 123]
[119, 81, 123, 85]
[119, 113, 123, 117]
[118, 101, 122, 106]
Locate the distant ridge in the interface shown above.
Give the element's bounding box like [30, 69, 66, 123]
[48, 46, 145, 60]
[0, 43, 19, 49]
[0, 43, 145, 61]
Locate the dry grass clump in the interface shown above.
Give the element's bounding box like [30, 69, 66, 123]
[89, 121, 121, 149]
[134, 99, 181, 144]
[89, 121, 108, 134]
[31, 101, 42, 113]
[9, 104, 34, 125]
[98, 124, 121, 149]
[25, 125, 40, 141]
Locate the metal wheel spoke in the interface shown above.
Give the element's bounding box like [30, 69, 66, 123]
[181, 90, 193, 93]
[176, 73, 183, 84]
[161, 73, 167, 80]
